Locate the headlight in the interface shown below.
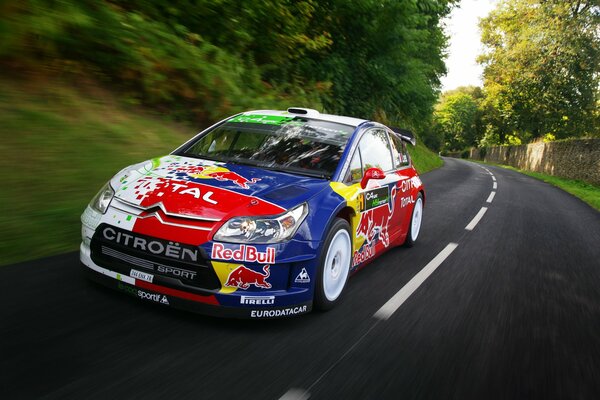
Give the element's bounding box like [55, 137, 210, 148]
[89, 182, 114, 214]
[213, 203, 308, 243]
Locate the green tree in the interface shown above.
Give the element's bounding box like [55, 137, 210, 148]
[433, 86, 483, 151]
[0, 0, 457, 131]
[305, 0, 457, 128]
[478, 0, 600, 142]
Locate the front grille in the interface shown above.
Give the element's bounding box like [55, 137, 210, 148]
[90, 223, 221, 290]
[101, 246, 156, 270]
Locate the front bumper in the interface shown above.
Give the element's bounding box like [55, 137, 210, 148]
[80, 241, 314, 319]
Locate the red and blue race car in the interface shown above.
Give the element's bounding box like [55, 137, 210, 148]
[80, 108, 425, 318]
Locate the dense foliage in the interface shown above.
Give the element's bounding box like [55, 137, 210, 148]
[429, 86, 484, 150]
[479, 0, 599, 143]
[431, 0, 599, 152]
[0, 0, 456, 129]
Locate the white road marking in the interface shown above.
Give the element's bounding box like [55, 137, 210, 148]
[465, 207, 488, 231]
[373, 243, 459, 320]
[279, 389, 310, 400]
[283, 161, 498, 396]
[493, 181, 498, 189]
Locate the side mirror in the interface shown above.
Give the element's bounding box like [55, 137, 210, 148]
[360, 167, 386, 189]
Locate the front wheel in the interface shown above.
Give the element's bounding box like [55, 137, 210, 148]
[314, 218, 352, 311]
[404, 193, 423, 247]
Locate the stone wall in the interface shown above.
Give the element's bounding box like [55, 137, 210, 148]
[469, 139, 600, 186]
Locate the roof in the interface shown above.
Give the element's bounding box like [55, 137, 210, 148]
[242, 109, 368, 128]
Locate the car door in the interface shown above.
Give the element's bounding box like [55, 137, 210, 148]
[344, 128, 400, 265]
[387, 130, 420, 239]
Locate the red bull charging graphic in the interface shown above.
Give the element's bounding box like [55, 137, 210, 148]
[167, 161, 260, 189]
[225, 265, 272, 290]
[353, 185, 398, 266]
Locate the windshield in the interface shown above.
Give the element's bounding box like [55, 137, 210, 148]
[178, 114, 356, 178]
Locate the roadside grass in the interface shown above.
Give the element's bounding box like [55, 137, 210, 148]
[0, 78, 194, 266]
[472, 160, 600, 211]
[408, 140, 444, 174]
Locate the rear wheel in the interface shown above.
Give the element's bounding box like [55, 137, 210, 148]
[314, 218, 352, 311]
[404, 193, 423, 247]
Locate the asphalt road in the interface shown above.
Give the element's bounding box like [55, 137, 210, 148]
[2, 158, 600, 400]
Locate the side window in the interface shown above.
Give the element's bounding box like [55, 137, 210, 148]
[400, 141, 410, 166]
[344, 149, 363, 183]
[358, 129, 394, 172]
[390, 133, 410, 168]
[389, 132, 401, 168]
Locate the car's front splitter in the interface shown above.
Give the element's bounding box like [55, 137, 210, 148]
[80, 245, 312, 319]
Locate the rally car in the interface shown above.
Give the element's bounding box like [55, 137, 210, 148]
[80, 108, 425, 318]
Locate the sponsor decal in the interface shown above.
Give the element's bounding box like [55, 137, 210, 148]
[208, 171, 260, 190]
[294, 268, 310, 283]
[353, 243, 375, 266]
[169, 164, 260, 189]
[250, 305, 308, 318]
[132, 176, 218, 203]
[225, 265, 271, 290]
[101, 226, 199, 262]
[156, 265, 197, 280]
[356, 187, 397, 248]
[211, 243, 276, 264]
[240, 295, 275, 305]
[400, 195, 415, 208]
[130, 269, 154, 283]
[412, 176, 422, 188]
[361, 187, 390, 211]
[117, 282, 169, 305]
[229, 114, 294, 125]
[399, 176, 421, 193]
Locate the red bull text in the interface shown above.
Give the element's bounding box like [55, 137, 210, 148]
[211, 244, 276, 264]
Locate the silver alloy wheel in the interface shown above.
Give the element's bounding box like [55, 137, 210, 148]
[410, 197, 423, 241]
[322, 229, 351, 301]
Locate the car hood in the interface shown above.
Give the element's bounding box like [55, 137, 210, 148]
[110, 155, 329, 220]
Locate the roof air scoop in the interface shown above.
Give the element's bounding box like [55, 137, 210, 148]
[287, 107, 320, 117]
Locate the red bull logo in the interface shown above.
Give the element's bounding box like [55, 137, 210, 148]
[207, 171, 260, 189]
[356, 187, 397, 248]
[225, 265, 271, 290]
[171, 164, 260, 189]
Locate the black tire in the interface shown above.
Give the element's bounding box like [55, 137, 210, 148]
[404, 192, 423, 248]
[314, 218, 352, 311]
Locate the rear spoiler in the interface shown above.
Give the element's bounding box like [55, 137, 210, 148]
[390, 127, 416, 146]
